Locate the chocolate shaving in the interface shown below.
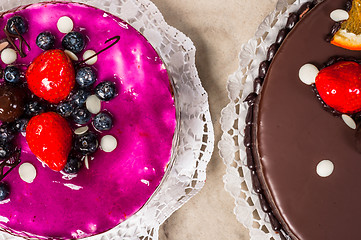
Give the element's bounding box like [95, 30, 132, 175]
[3, 25, 30, 58]
[77, 35, 120, 66]
[0, 149, 21, 181]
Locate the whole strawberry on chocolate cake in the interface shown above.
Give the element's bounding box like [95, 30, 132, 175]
[0, 1, 176, 239]
[243, 0, 361, 239]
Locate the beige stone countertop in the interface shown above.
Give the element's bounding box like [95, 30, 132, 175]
[149, 0, 278, 239]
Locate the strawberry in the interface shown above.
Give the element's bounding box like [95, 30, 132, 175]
[315, 61, 361, 114]
[26, 112, 73, 171]
[26, 49, 75, 104]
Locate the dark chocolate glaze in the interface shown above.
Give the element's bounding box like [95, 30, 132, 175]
[0, 84, 25, 122]
[250, 0, 361, 239]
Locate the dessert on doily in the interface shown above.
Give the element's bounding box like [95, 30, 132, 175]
[0, 1, 176, 239]
[223, 0, 361, 239]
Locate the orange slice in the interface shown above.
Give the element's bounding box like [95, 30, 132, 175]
[331, 0, 361, 50]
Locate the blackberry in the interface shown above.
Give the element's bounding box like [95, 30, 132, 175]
[72, 108, 91, 125]
[4, 66, 21, 84]
[93, 112, 113, 131]
[7, 16, 27, 35]
[76, 67, 96, 88]
[24, 101, 45, 117]
[0, 142, 14, 159]
[12, 118, 28, 133]
[36, 32, 55, 50]
[0, 124, 14, 143]
[62, 32, 85, 53]
[0, 182, 10, 201]
[95, 81, 116, 101]
[56, 102, 74, 118]
[75, 132, 98, 154]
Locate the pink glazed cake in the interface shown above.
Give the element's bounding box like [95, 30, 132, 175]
[0, 1, 176, 239]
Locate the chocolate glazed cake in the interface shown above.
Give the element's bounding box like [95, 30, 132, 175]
[244, 0, 361, 239]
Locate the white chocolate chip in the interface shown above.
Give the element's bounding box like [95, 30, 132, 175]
[19, 163, 36, 183]
[316, 160, 334, 177]
[57, 16, 74, 34]
[1, 48, 17, 64]
[299, 63, 319, 85]
[342, 114, 356, 129]
[64, 50, 78, 61]
[83, 155, 89, 170]
[86, 95, 101, 114]
[330, 9, 349, 22]
[74, 126, 89, 135]
[101, 135, 117, 153]
[83, 50, 97, 65]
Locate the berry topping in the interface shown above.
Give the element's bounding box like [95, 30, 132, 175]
[0, 182, 10, 201]
[95, 81, 117, 101]
[4, 66, 21, 84]
[26, 112, 73, 171]
[315, 61, 361, 114]
[56, 102, 73, 118]
[76, 67, 96, 88]
[0, 85, 25, 122]
[72, 107, 91, 125]
[63, 154, 82, 174]
[26, 49, 75, 104]
[12, 118, 29, 133]
[0, 124, 14, 143]
[75, 132, 98, 154]
[36, 32, 55, 50]
[62, 31, 85, 53]
[69, 89, 91, 107]
[93, 112, 113, 131]
[6, 16, 27, 35]
[24, 100, 45, 117]
[0, 142, 14, 159]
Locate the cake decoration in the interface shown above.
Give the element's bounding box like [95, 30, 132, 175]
[330, 0, 361, 50]
[316, 160, 334, 177]
[57, 16, 74, 34]
[330, 9, 349, 22]
[341, 113, 357, 128]
[18, 162, 36, 183]
[298, 63, 318, 85]
[1, 48, 16, 64]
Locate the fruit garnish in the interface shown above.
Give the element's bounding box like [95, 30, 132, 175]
[6, 16, 27, 35]
[95, 81, 117, 101]
[62, 31, 85, 53]
[26, 49, 75, 104]
[4, 66, 21, 84]
[36, 32, 55, 50]
[0, 85, 25, 122]
[26, 112, 73, 171]
[315, 61, 361, 114]
[331, 0, 361, 50]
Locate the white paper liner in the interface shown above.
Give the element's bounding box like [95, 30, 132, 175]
[219, 0, 314, 239]
[0, 0, 214, 239]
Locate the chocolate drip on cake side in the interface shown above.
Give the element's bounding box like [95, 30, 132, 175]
[243, 2, 317, 240]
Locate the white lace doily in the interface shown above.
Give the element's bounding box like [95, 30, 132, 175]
[219, 0, 312, 239]
[0, 0, 214, 239]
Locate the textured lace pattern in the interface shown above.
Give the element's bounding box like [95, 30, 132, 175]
[219, 0, 312, 239]
[0, 0, 214, 239]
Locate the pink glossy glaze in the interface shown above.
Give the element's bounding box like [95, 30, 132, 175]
[0, 2, 176, 239]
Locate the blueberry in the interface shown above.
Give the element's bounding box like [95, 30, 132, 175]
[75, 132, 98, 154]
[0, 182, 9, 201]
[69, 89, 91, 107]
[95, 81, 117, 101]
[12, 118, 28, 133]
[93, 112, 113, 131]
[0, 142, 14, 159]
[24, 101, 45, 117]
[36, 32, 55, 50]
[4, 66, 21, 84]
[72, 108, 91, 125]
[63, 155, 83, 174]
[6, 16, 27, 35]
[62, 32, 85, 53]
[56, 102, 73, 118]
[76, 67, 96, 88]
[0, 124, 14, 144]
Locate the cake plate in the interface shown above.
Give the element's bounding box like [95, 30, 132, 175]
[0, 0, 214, 239]
[219, 0, 312, 239]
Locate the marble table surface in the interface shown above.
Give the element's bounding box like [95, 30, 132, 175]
[149, 0, 278, 239]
